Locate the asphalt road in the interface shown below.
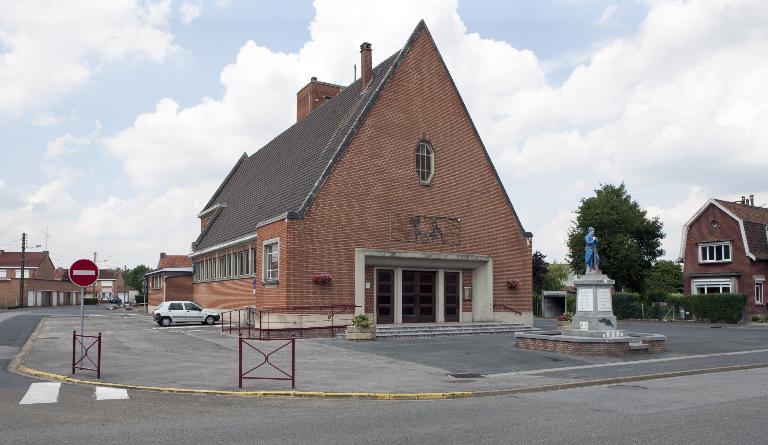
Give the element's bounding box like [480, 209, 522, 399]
[3, 311, 768, 444]
[2, 366, 767, 444]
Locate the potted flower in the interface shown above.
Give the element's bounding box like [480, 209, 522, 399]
[555, 313, 572, 329]
[311, 272, 333, 285]
[345, 314, 376, 341]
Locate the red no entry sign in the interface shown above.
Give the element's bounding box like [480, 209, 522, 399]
[68, 259, 99, 287]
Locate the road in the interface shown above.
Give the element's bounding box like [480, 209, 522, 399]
[2, 310, 767, 444]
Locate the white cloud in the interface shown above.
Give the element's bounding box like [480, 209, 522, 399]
[597, 4, 618, 25]
[0, 0, 178, 115]
[44, 123, 101, 158]
[179, 1, 202, 25]
[3, 0, 768, 268]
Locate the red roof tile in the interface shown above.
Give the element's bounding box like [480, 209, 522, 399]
[157, 254, 192, 269]
[0, 251, 47, 268]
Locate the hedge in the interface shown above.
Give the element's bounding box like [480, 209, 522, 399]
[83, 297, 99, 305]
[682, 293, 746, 323]
[612, 292, 643, 319]
[134, 294, 146, 304]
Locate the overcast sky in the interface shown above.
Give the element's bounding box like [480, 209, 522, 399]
[1, 0, 766, 269]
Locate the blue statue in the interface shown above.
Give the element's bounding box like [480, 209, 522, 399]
[584, 227, 600, 273]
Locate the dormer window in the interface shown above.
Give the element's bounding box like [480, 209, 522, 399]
[698, 241, 732, 263]
[416, 141, 434, 185]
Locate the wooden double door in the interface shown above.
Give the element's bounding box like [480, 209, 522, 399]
[376, 270, 460, 324]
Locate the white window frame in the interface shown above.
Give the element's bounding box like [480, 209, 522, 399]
[698, 242, 732, 263]
[756, 279, 765, 305]
[692, 278, 733, 295]
[262, 238, 280, 283]
[0, 269, 6, 279]
[415, 141, 434, 185]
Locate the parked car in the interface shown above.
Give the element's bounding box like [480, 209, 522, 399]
[109, 297, 122, 305]
[153, 301, 220, 327]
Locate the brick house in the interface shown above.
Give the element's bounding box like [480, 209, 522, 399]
[679, 196, 768, 316]
[80, 269, 129, 302]
[190, 21, 533, 326]
[145, 253, 193, 307]
[0, 250, 80, 308]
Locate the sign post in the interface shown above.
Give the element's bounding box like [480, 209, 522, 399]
[69, 259, 99, 362]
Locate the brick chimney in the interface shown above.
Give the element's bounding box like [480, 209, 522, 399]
[360, 42, 372, 91]
[296, 77, 343, 122]
[160, 252, 166, 259]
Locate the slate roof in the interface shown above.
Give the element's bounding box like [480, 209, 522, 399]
[193, 20, 529, 253]
[157, 254, 192, 269]
[715, 200, 768, 260]
[0, 251, 47, 268]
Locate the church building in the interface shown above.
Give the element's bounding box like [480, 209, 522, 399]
[189, 21, 533, 326]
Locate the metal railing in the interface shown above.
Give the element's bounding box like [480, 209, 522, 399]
[239, 333, 295, 389]
[72, 330, 101, 378]
[493, 303, 522, 316]
[222, 304, 358, 339]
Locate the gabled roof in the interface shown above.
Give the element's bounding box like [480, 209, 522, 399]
[158, 254, 192, 269]
[679, 199, 768, 261]
[192, 20, 529, 253]
[0, 251, 47, 268]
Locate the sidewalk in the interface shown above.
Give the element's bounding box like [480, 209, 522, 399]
[17, 315, 768, 395]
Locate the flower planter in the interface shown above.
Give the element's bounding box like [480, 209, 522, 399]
[555, 319, 571, 329]
[345, 325, 376, 341]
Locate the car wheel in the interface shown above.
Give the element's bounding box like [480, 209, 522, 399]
[156, 320, 163, 326]
[160, 317, 172, 327]
[204, 315, 215, 325]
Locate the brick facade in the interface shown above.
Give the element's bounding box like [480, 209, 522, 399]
[682, 201, 768, 315]
[189, 24, 532, 324]
[285, 29, 531, 316]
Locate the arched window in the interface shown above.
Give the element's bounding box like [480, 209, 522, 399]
[415, 141, 434, 184]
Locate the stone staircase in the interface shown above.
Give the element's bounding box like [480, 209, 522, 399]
[373, 322, 534, 338]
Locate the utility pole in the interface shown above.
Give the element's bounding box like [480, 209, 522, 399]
[18, 233, 26, 308]
[92, 252, 97, 303]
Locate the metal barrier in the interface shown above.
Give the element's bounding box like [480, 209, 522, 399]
[493, 303, 522, 316]
[222, 304, 357, 339]
[238, 333, 295, 389]
[72, 330, 101, 378]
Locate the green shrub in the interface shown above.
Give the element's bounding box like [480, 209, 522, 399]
[83, 297, 99, 305]
[613, 292, 643, 319]
[682, 294, 746, 323]
[565, 296, 576, 314]
[649, 302, 666, 320]
[134, 294, 146, 304]
[646, 289, 669, 303]
[351, 314, 372, 329]
[752, 315, 762, 322]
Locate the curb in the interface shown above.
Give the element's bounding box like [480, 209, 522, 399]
[11, 317, 768, 400]
[14, 361, 768, 401]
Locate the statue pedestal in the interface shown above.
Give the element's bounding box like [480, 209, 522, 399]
[570, 271, 621, 337]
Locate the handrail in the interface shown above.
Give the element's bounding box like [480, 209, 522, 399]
[493, 303, 522, 316]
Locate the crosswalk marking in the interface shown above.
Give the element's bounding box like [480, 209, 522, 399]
[19, 382, 61, 405]
[19, 383, 130, 405]
[95, 386, 129, 400]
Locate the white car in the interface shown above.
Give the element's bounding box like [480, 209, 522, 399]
[153, 301, 220, 327]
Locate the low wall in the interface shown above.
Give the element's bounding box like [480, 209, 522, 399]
[515, 331, 666, 355]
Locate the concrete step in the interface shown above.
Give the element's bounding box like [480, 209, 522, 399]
[377, 322, 525, 331]
[374, 323, 534, 338]
[629, 343, 650, 351]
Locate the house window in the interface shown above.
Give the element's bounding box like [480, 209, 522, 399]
[263, 240, 279, 282]
[698, 242, 731, 263]
[0, 269, 6, 279]
[692, 278, 732, 295]
[415, 141, 434, 184]
[756, 281, 764, 305]
[251, 248, 257, 276]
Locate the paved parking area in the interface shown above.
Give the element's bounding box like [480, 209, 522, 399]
[16, 315, 768, 393]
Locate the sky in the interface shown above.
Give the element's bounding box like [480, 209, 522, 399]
[1, 0, 766, 270]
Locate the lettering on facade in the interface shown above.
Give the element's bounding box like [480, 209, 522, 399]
[390, 213, 462, 245]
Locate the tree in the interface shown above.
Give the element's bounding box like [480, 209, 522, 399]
[123, 265, 150, 295]
[644, 260, 683, 296]
[543, 263, 570, 291]
[566, 183, 664, 291]
[532, 251, 548, 296]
